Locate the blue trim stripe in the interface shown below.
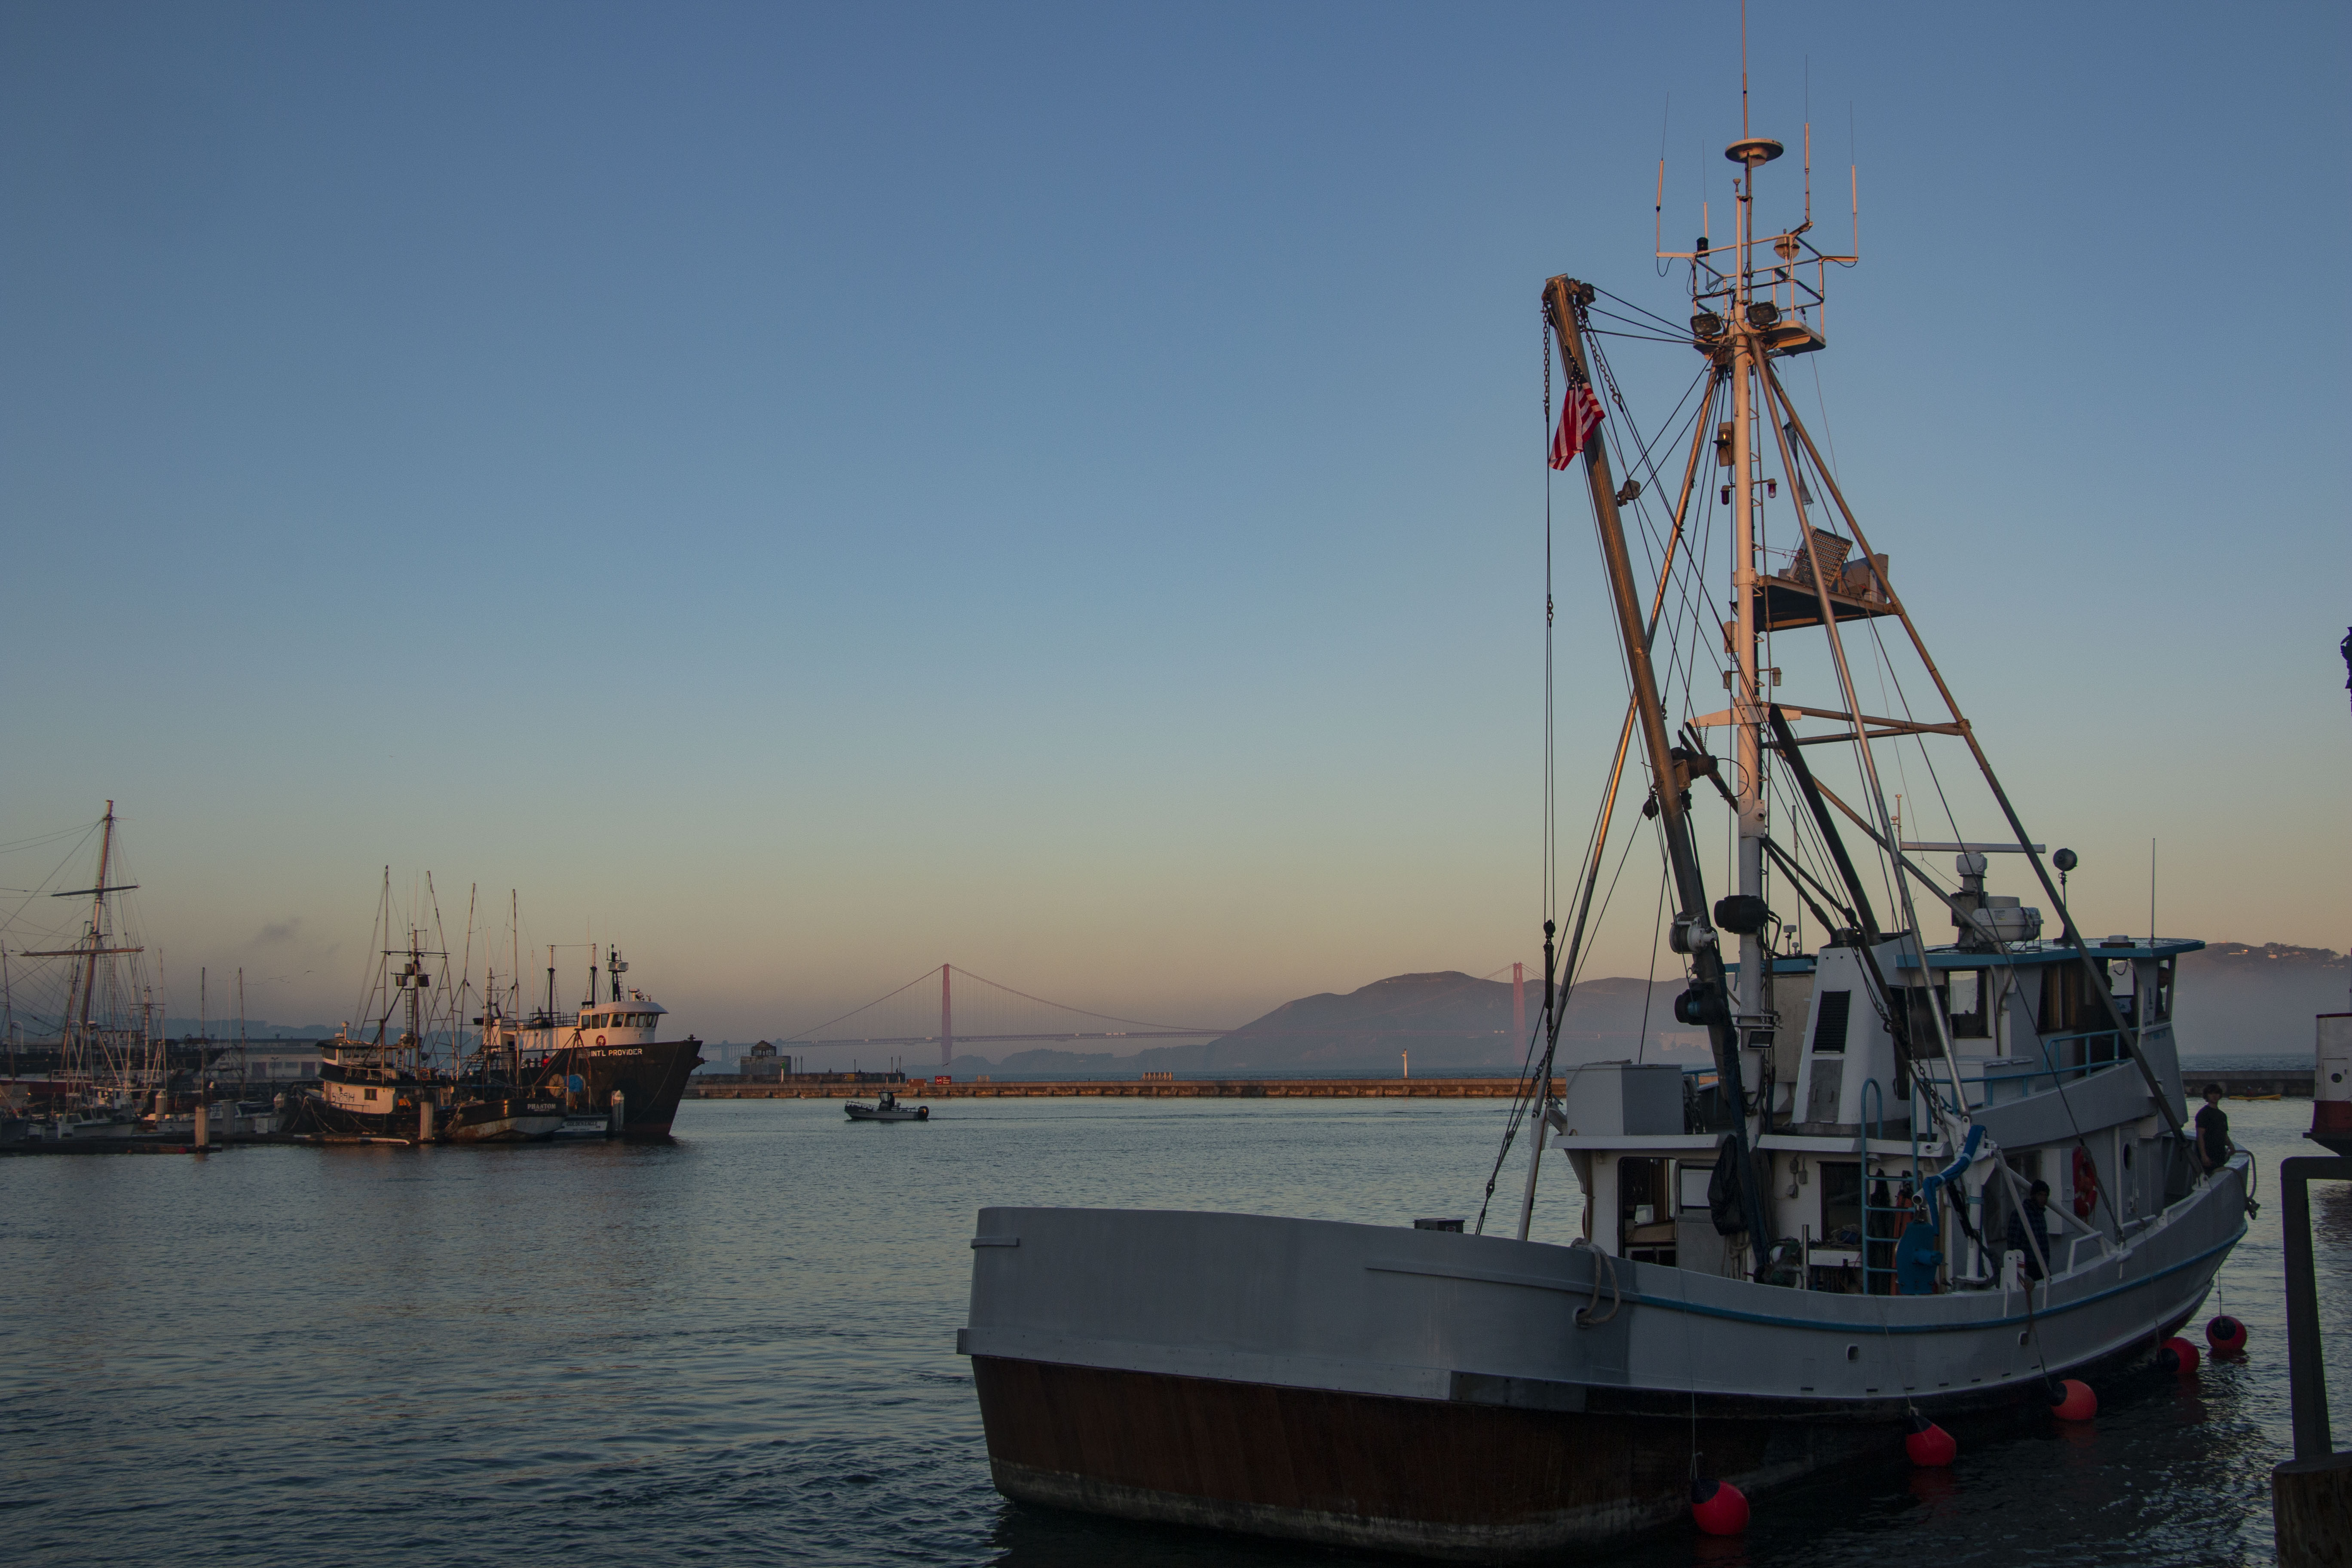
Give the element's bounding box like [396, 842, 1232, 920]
[1623, 1229, 2244, 1335]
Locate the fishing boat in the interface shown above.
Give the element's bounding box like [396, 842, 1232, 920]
[481, 944, 704, 1140]
[846, 1090, 928, 1122]
[287, 877, 561, 1144]
[959, 93, 2252, 1559]
[286, 888, 468, 1143]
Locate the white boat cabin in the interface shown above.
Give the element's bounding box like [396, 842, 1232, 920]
[482, 990, 668, 1056]
[1555, 866, 2201, 1296]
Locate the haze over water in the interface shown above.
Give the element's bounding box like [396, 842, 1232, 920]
[3, 1096, 2340, 1566]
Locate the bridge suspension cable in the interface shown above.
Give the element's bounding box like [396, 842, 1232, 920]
[778, 963, 1234, 1072]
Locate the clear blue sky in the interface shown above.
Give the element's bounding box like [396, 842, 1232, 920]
[3, 1, 2345, 1041]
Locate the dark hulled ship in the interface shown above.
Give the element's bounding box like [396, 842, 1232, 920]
[484, 947, 702, 1140]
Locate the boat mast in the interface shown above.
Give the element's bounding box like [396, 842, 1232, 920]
[1544, 279, 1773, 1265]
[1728, 137, 1770, 1038]
[511, 890, 521, 1084]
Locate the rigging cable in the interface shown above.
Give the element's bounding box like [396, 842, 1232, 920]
[1476, 309, 1566, 1237]
[1478, 332, 1717, 1235]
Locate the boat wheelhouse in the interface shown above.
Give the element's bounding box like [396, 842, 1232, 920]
[1564, 925, 2204, 1290]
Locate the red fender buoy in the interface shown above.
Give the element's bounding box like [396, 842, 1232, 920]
[2048, 1378, 2098, 1421]
[1905, 1414, 1957, 1467]
[2160, 1336, 2200, 1375]
[1690, 1478, 1749, 1536]
[2206, 1315, 2247, 1354]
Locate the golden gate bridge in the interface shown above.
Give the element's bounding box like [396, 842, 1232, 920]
[778, 961, 1534, 1071]
[778, 964, 1226, 1071]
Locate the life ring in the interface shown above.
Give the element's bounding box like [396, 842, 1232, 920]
[597, 1035, 607, 1047]
[2073, 1145, 2100, 1219]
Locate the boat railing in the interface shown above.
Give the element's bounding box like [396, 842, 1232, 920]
[2063, 1230, 2113, 1274]
[1978, 1033, 2134, 1100]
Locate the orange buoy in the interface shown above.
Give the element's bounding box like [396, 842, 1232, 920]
[2048, 1378, 2098, 1421]
[1690, 1478, 1750, 1536]
[2160, 1336, 2200, 1375]
[1905, 1414, 1957, 1467]
[2206, 1315, 2247, 1354]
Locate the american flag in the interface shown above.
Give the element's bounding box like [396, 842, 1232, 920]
[1550, 381, 1605, 469]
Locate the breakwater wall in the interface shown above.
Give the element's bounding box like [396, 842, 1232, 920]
[694, 1076, 1569, 1100]
[691, 1066, 2318, 1101]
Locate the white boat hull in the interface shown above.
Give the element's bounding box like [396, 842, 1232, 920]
[962, 1156, 2247, 1558]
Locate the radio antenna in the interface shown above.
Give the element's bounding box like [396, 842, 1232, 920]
[1740, 0, 1750, 140]
[1850, 104, 1859, 254]
[1656, 95, 1670, 255]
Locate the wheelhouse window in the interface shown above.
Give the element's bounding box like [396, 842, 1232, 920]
[1820, 1161, 1862, 1245]
[1812, 990, 1852, 1054]
[1618, 1157, 1675, 1265]
[1947, 969, 1990, 1038]
[2152, 959, 2175, 1022]
[2039, 964, 2088, 1033]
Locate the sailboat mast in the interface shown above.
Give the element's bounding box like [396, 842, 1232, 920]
[74, 801, 117, 1059]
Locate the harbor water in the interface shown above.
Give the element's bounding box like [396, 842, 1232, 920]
[3, 1095, 2343, 1566]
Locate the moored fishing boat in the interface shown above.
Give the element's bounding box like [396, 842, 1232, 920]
[287, 906, 471, 1143]
[287, 877, 563, 1144]
[481, 945, 703, 1140]
[959, 90, 2253, 1559]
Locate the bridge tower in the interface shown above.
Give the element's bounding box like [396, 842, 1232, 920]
[1512, 962, 1525, 1041]
[941, 963, 955, 1071]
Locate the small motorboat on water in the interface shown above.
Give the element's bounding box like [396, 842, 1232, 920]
[846, 1090, 928, 1122]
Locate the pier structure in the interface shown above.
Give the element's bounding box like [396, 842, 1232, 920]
[695, 1064, 2315, 1101]
[692, 1075, 1577, 1100]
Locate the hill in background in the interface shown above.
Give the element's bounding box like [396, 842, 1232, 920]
[949, 969, 1699, 1078]
[941, 941, 2347, 1078]
[2174, 943, 2347, 1055]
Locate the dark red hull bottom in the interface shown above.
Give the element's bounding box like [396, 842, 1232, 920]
[971, 1356, 1890, 1560]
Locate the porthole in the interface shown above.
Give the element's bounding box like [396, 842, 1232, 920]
[1845, 1344, 1859, 1362]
